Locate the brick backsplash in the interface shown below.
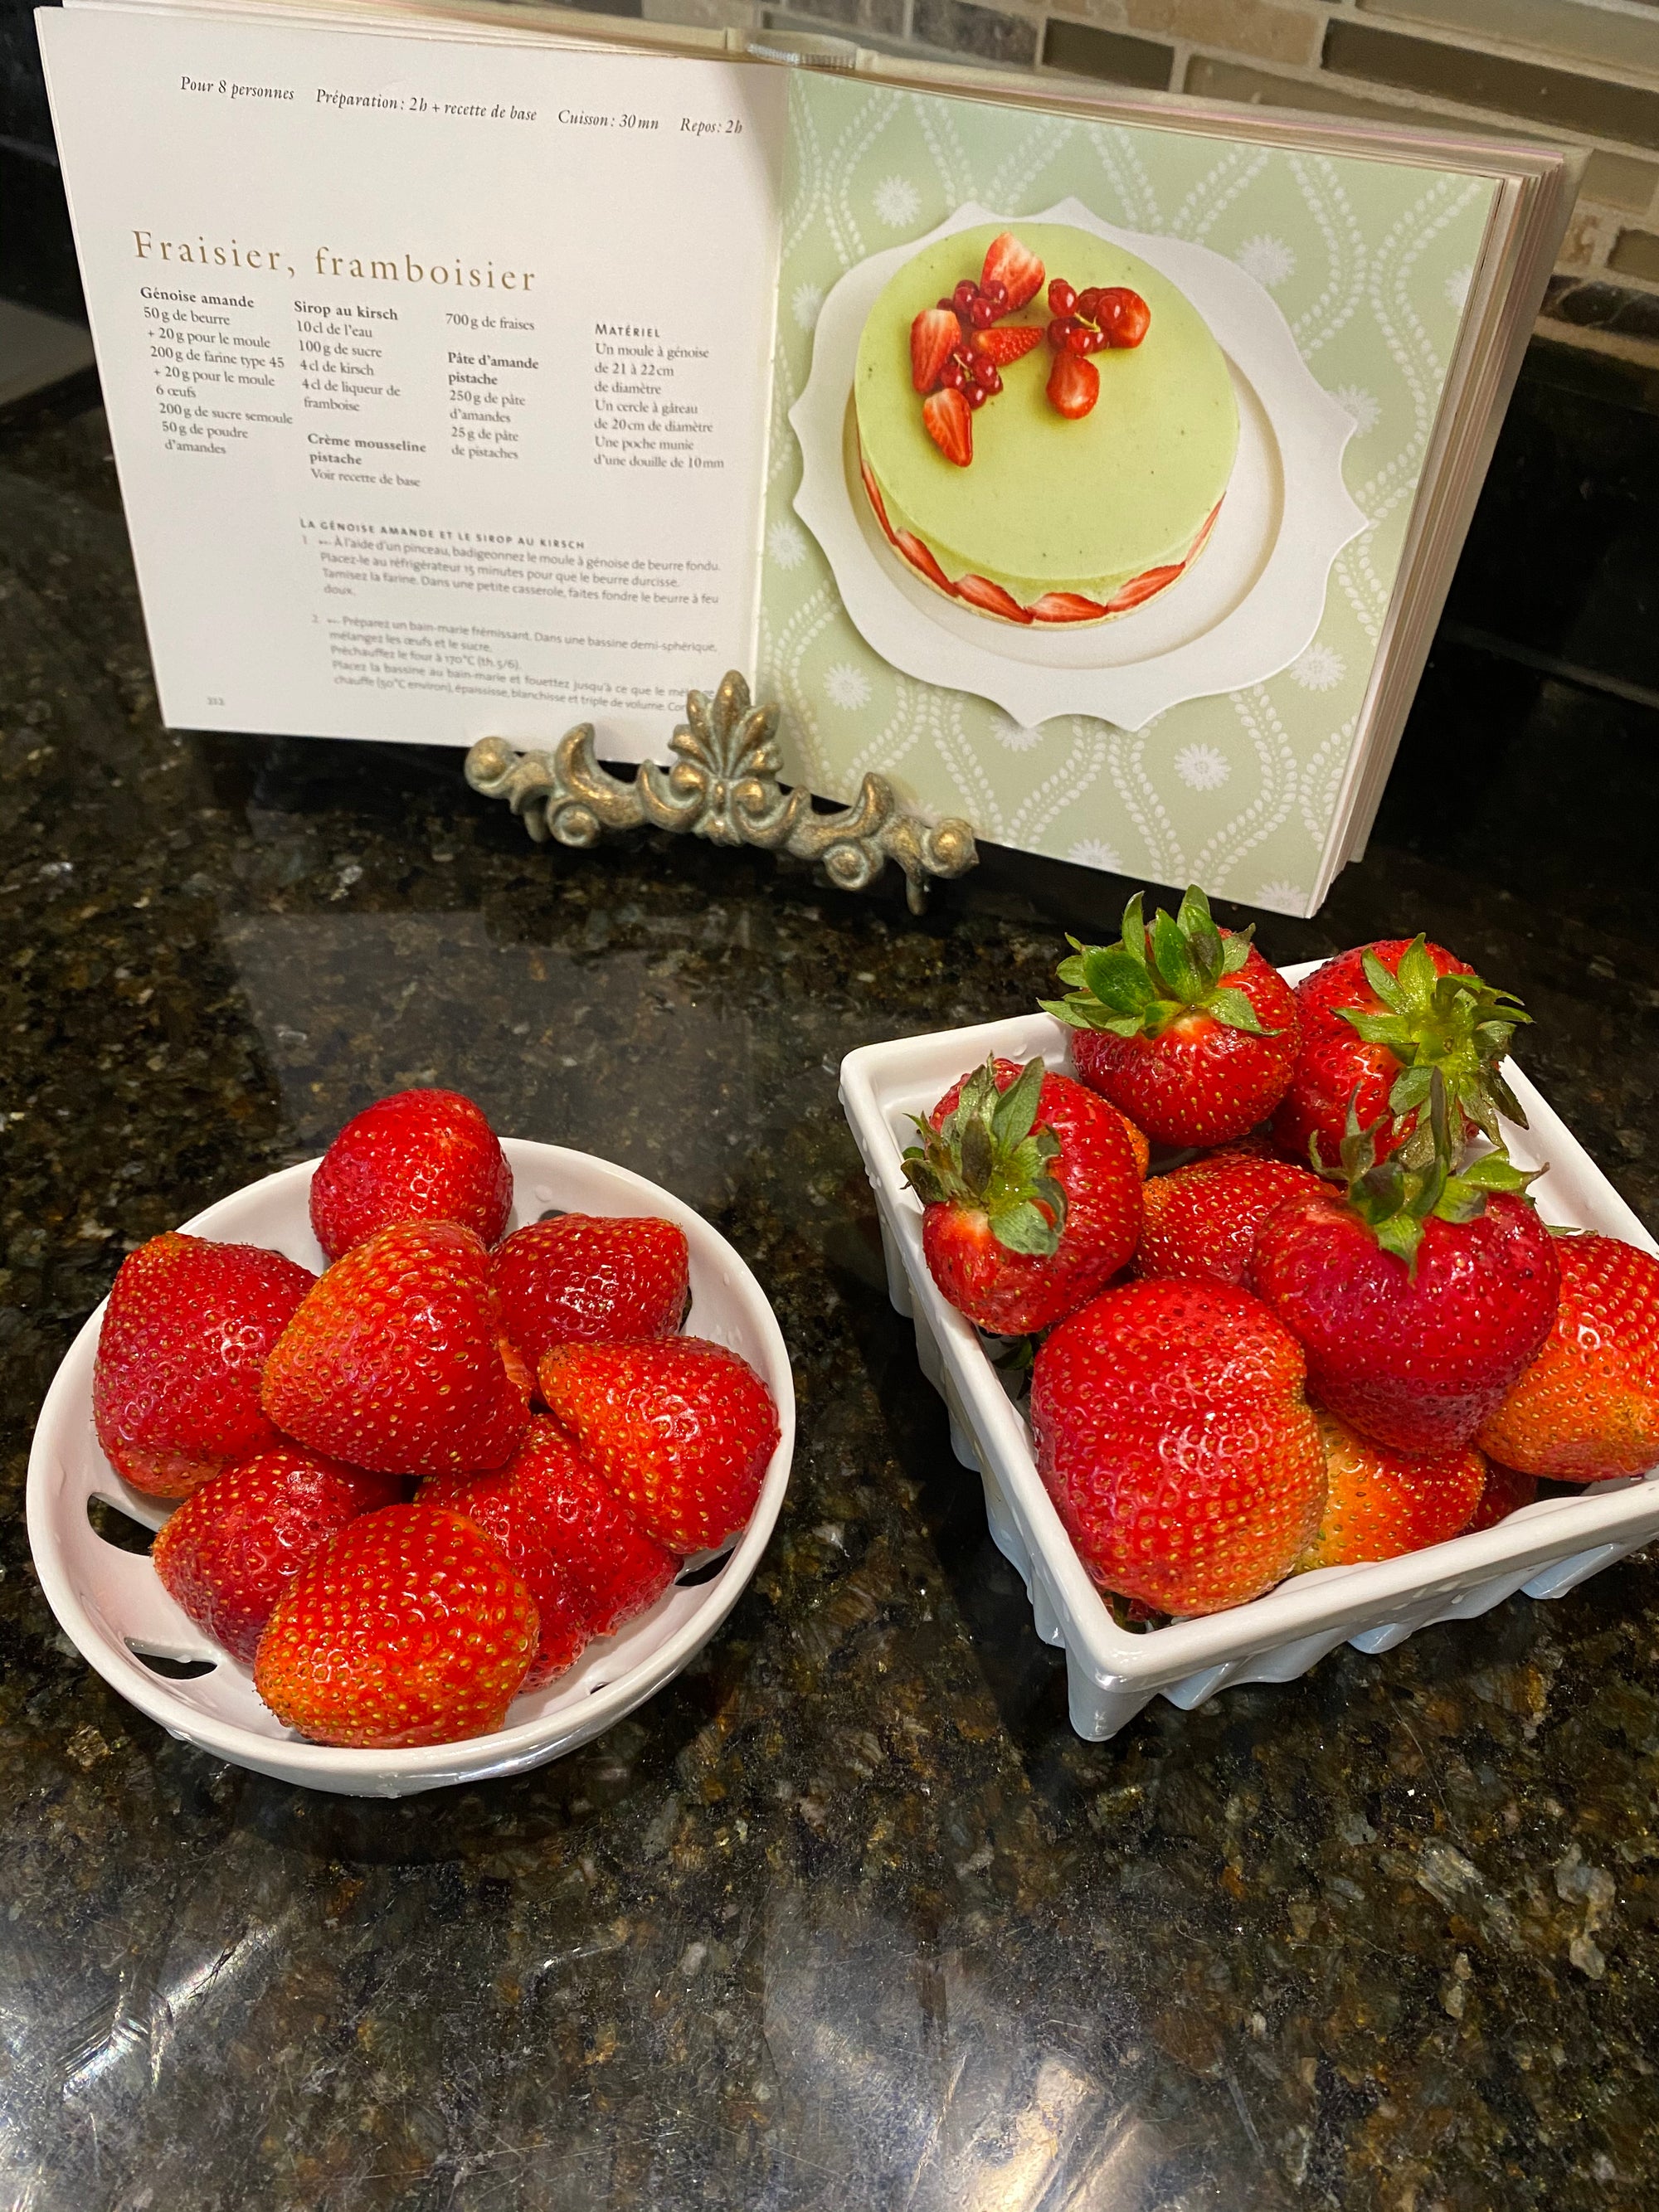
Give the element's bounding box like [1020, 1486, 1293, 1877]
[708, 0, 1659, 366]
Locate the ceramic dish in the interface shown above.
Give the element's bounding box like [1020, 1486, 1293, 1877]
[839, 970, 1659, 1740]
[791, 197, 1366, 730]
[27, 1140, 795, 1796]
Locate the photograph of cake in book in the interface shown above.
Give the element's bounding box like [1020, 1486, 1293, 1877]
[761, 73, 1503, 916]
[854, 221, 1237, 629]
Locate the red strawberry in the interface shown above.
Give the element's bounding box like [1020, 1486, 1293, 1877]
[1463, 1457, 1537, 1532]
[904, 1057, 1141, 1335]
[910, 307, 961, 392]
[1476, 1232, 1659, 1481]
[968, 324, 1044, 367]
[980, 231, 1045, 313]
[538, 1338, 779, 1554]
[262, 1220, 530, 1477]
[253, 1504, 538, 1748]
[1272, 937, 1528, 1170]
[1115, 1109, 1151, 1179]
[1295, 1408, 1486, 1572]
[1095, 287, 1151, 348]
[93, 1233, 317, 1498]
[1249, 1082, 1559, 1456]
[1030, 1277, 1326, 1615]
[1029, 591, 1109, 623]
[153, 1446, 400, 1662]
[491, 1213, 688, 1365]
[954, 572, 1032, 622]
[1043, 884, 1301, 1148]
[309, 1088, 513, 1263]
[425, 1416, 678, 1641]
[922, 386, 972, 467]
[1045, 349, 1098, 419]
[419, 1462, 590, 1688]
[1136, 1148, 1326, 1288]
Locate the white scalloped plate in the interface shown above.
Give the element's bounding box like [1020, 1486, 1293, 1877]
[27, 1141, 795, 1796]
[791, 198, 1367, 730]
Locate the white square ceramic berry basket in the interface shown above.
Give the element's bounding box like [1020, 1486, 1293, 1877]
[840, 965, 1659, 1742]
[27, 1140, 795, 1796]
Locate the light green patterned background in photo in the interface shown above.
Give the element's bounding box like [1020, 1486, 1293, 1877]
[757, 74, 1497, 919]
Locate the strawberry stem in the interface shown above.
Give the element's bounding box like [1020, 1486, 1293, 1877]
[1039, 884, 1281, 1041]
[902, 1057, 1067, 1257]
[1338, 935, 1530, 1144]
[1316, 1069, 1541, 1271]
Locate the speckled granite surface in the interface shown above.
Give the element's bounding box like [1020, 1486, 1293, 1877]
[2, 381, 1658, 2212]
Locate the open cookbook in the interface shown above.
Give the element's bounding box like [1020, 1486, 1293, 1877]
[38, 0, 1576, 915]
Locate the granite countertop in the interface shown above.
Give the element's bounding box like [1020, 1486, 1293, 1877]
[2, 369, 1658, 2212]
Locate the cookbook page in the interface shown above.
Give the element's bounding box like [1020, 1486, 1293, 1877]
[39, 6, 786, 757]
[759, 70, 1501, 916]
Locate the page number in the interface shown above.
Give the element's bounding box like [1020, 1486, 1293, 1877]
[207, 695, 225, 706]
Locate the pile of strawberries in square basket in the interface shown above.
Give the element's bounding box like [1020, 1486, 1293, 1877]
[90, 1091, 779, 1748]
[903, 887, 1659, 1623]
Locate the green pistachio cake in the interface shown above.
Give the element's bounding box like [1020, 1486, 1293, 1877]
[854, 222, 1239, 624]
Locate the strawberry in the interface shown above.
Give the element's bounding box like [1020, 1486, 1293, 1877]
[1463, 1457, 1537, 1532]
[254, 1504, 538, 1748]
[538, 1338, 779, 1554]
[1042, 883, 1301, 1148]
[309, 1087, 513, 1263]
[910, 307, 961, 392]
[427, 1416, 677, 1637]
[418, 1461, 591, 1687]
[153, 1446, 400, 1662]
[980, 231, 1045, 313]
[1476, 1232, 1659, 1481]
[1030, 1276, 1326, 1615]
[1135, 1147, 1326, 1288]
[491, 1213, 688, 1365]
[953, 572, 1032, 622]
[968, 324, 1044, 367]
[1272, 936, 1528, 1170]
[1249, 1079, 1559, 1456]
[1045, 349, 1098, 419]
[93, 1233, 317, 1498]
[262, 1220, 531, 1477]
[903, 1057, 1141, 1335]
[922, 386, 972, 467]
[1115, 1108, 1151, 1179]
[1295, 1407, 1486, 1573]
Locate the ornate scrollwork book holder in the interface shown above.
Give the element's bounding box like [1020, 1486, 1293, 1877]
[465, 671, 977, 914]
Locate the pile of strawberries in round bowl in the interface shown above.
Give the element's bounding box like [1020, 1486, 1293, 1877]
[28, 1095, 792, 1795]
[902, 886, 1659, 1626]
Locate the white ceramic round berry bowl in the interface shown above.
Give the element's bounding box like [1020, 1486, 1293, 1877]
[27, 1140, 795, 1796]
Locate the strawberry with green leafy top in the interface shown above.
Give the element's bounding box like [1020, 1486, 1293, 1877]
[903, 1057, 1141, 1334]
[1250, 1076, 1559, 1456]
[1042, 885, 1299, 1148]
[1272, 936, 1528, 1169]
